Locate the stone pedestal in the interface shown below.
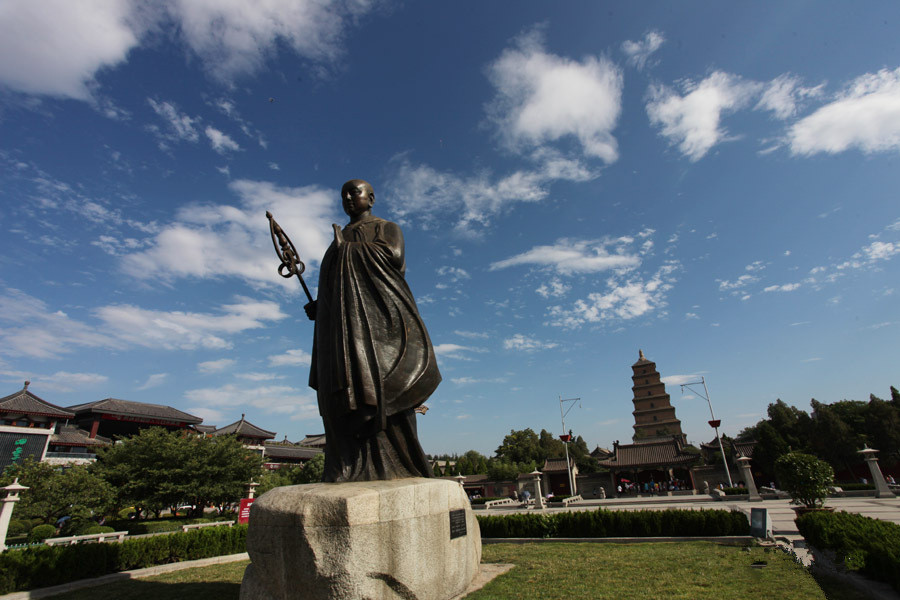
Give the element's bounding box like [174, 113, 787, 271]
[735, 456, 762, 502]
[240, 477, 481, 600]
[859, 446, 896, 499]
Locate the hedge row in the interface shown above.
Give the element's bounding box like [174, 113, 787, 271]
[0, 524, 247, 594]
[722, 487, 749, 495]
[796, 510, 900, 592]
[104, 514, 232, 535]
[477, 508, 749, 538]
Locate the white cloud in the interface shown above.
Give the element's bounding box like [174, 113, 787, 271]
[503, 334, 558, 352]
[647, 71, 761, 161]
[661, 374, 701, 386]
[0, 0, 139, 99]
[436, 266, 470, 282]
[136, 373, 168, 390]
[790, 68, 900, 155]
[763, 283, 802, 293]
[148, 99, 200, 143]
[0, 369, 108, 393]
[863, 240, 899, 261]
[454, 330, 490, 339]
[205, 126, 241, 154]
[486, 30, 623, 162]
[536, 278, 570, 298]
[717, 274, 758, 292]
[755, 74, 823, 119]
[386, 153, 596, 234]
[198, 359, 236, 373]
[268, 348, 312, 367]
[622, 30, 665, 71]
[120, 179, 340, 286]
[433, 344, 485, 360]
[236, 372, 284, 382]
[0, 289, 287, 359]
[685, 312, 699, 320]
[185, 383, 318, 422]
[490, 238, 641, 275]
[451, 376, 507, 385]
[548, 261, 680, 328]
[95, 298, 287, 351]
[0, 2, 378, 100]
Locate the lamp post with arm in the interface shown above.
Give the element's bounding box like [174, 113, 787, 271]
[680, 377, 733, 488]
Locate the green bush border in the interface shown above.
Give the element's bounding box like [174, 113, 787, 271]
[477, 508, 749, 538]
[796, 510, 900, 592]
[0, 524, 247, 594]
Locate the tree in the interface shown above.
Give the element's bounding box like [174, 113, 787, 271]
[95, 427, 263, 518]
[748, 421, 790, 484]
[0, 459, 113, 529]
[256, 454, 326, 496]
[774, 452, 834, 509]
[866, 396, 900, 461]
[808, 399, 862, 478]
[495, 429, 542, 464]
[538, 429, 565, 460]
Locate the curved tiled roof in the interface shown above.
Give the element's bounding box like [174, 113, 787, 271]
[212, 415, 275, 439]
[51, 425, 111, 447]
[67, 398, 202, 424]
[299, 433, 326, 447]
[542, 457, 575, 472]
[263, 444, 322, 460]
[0, 383, 75, 419]
[598, 438, 700, 469]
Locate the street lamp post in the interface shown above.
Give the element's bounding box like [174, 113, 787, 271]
[558, 396, 581, 495]
[680, 377, 734, 488]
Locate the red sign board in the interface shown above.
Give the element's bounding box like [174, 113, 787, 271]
[238, 498, 255, 524]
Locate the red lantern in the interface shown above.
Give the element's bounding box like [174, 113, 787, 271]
[708, 419, 721, 428]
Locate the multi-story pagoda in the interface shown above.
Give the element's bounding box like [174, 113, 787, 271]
[630, 350, 686, 444]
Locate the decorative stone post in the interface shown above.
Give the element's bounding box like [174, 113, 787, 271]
[735, 456, 762, 502]
[531, 470, 545, 509]
[247, 481, 260, 500]
[858, 446, 896, 499]
[1, 478, 29, 552]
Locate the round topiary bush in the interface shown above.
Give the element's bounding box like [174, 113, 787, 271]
[775, 451, 834, 508]
[6, 519, 28, 537]
[28, 524, 57, 542]
[82, 525, 115, 535]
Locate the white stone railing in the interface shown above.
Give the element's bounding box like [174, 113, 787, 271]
[181, 520, 234, 532]
[483, 498, 514, 509]
[45, 531, 128, 545]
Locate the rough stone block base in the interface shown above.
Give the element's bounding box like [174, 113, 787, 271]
[240, 477, 481, 600]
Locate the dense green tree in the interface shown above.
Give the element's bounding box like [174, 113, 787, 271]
[866, 396, 900, 460]
[256, 454, 326, 495]
[891, 386, 900, 408]
[95, 427, 263, 518]
[538, 429, 565, 459]
[495, 428, 542, 464]
[747, 421, 790, 483]
[808, 399, 863, 478]
[0, 459, 113, 529]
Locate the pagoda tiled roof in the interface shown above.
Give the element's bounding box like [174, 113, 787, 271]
[598, 438, 700, 469]
[51, 425, 111, 447]
[194, 424, 218, 434]
[0, 383, 75, 419]
[299, 433, 326, 447]
[632, 349, 655, 368]
[542, 457, 574, 472]
[734, 439, 757, 458]
[591, 446, 613, 459]
[67, 398, 202, 424]
[263, 443, 321, 460]
[212, 415, 275, 439]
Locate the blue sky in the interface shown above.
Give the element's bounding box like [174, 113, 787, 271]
[1, 1, 899, 456]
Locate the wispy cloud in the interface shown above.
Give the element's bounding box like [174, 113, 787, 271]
[198, 359, 236, 373]
[490, 236, 643, 275]
[621, 30, 665, 71]
[503, 334, 558, 352]
[185, 383, 318, 423]
[434, 344, 485, 360]
[268, 348, 312, 367]
[136, 373, 168, 391]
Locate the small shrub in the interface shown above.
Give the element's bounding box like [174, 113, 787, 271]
[28, 525, 56, 543]
[6, 520, 28, 537]
[82, 526, 115, 535]
[797, 510, 900, 591]
[477, 508, 749, 538]
[775, 452, 834, 508]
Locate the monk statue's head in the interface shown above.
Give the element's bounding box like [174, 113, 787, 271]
[341, 179, 375, 219]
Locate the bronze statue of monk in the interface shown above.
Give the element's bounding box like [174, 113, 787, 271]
[304, 179, 440, 482]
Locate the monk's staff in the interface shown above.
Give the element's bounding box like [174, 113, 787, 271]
[266, 211, 314, 303]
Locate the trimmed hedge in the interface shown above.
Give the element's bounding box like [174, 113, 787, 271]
[796, 510, 900, 592]
[28, 525, 56, 543]
[470, 497, 505, 505]
[477, 508, 749, 538]
[834, 483, 876, 491]
[723, 487, 749, 495]
[104, 515, 231, 535]
[0, 524, 247, 594]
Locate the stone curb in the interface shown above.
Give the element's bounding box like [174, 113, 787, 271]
[0, 552, 249, 600]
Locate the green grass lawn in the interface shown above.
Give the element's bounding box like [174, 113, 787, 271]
[48, 542, 872, 600]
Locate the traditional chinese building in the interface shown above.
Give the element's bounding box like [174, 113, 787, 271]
[66, 397, 203, 440]
[211, 414, 276, 452]
[0, 381, 75, 469]
[45, 425, 111, 465]
[597, 437, 700, 490]
[630, 350, 686, 444]
[541, 456, 579, 496]
[298, 433, 327, 449]
[262, 441, 322, 470]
